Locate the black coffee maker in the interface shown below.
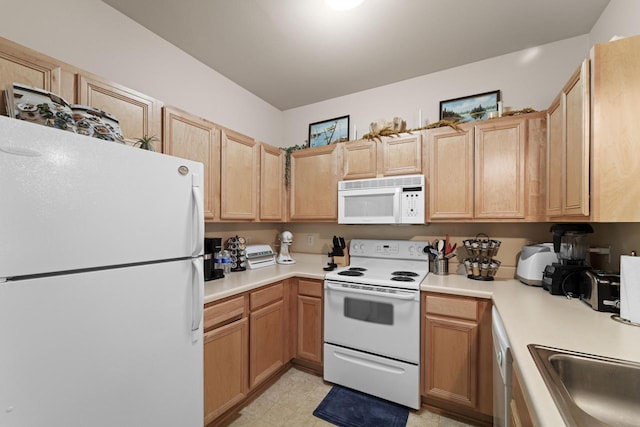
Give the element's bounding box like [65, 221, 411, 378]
[542, 224, 593, 296]
[204, 237, 224, 281]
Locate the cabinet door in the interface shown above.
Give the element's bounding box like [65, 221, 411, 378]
[380, 134, 422, 176]
[426, 126, 474, 220]
[563, 59, 590, 216]
[546, 96, 563, 216]
[474, 118, 526, 218]
[290, 144, 340, 220]
[221, 128, 259, 220]
[163, 106, 220, 220]
[78, 74, 163, 151]
[259, 143, 285, 221]
[0, 39, 62, 117]
[249, 300, 285, 389]
[510, 366, 534, 427]
[203, 318, 248, 425]
[342, 139, 377, 180]
[296, 279, 323, 365]
[423, 314, 479, 408]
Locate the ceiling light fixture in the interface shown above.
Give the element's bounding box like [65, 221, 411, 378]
[325, 0, 365, 11]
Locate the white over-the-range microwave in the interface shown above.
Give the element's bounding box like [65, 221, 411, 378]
[337, 174, 425, 224]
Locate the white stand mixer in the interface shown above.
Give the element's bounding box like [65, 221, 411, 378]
[276, 231, 296, 264]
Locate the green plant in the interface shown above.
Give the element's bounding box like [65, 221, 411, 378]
[133, 135, 158, 151]
[281, 144, 306, 187]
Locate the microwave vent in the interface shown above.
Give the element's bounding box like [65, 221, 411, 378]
[339, 174, 424, 190]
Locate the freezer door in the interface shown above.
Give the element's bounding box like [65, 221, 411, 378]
[0, 259, 203, 427]
[0, 116, 204, 278]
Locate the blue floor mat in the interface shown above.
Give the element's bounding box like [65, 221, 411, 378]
[313, 385, 409, 427]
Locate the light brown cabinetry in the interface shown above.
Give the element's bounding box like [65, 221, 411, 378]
[510, 365, 534, 427]
[421, 292, 493, 424]
[259, 143, 285, 221]
[290, 144, 340, 220]
[163, 106, 220, 220]
[249, 282, 286, 389]
[341, 134, 422, 180]
[546, 59, 590, 217]
[296, 278, 323, 365]
[220, 128, 259, 220]
[425, 114, 545, 221]
[0, 36, 75, 116]
[78, 74, 163, 151]
[590, 35, 640, 221]
[203, 296, 248, 425]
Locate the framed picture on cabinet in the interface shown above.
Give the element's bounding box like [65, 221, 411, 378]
[439, 90, 500, 123]
[308, 115, 349, 147]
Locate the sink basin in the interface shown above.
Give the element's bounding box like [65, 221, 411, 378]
[528, 344, 640, 427]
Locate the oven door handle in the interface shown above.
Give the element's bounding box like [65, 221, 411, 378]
[326, 283, 416, 300]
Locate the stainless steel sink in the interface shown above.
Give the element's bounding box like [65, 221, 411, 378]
[528, 344, 640, 427]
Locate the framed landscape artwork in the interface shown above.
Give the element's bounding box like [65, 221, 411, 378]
[308, 115, 349, 147]
[439, 90, 501, 123]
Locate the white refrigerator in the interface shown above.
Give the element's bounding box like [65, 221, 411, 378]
[0, 116, 205, 427]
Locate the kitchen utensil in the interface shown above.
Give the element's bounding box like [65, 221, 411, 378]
[276, 231, 295, 264]
[437, 240, 445, 257]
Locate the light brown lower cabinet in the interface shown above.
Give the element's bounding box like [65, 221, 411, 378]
[510, 365, 534, 427]
[421, 292, 493, 424]
[203, 296, 248, 425]
[249, 282, 286, 389]
[296, 278, 323, 365]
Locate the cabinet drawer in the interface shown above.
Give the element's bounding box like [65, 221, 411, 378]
[204, 295, 245, 331]
[298, 279, 322, 298]
[425, 294, 478, 321]
[250, 282, 284, 310]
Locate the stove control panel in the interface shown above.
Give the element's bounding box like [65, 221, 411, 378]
[349, 239, 428, 260]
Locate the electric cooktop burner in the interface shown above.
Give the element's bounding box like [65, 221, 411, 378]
[391, 271, 419, 277]
[337, 270, 364, 277]
[390, 276, 415, 282]
[348, 267, 367, 272]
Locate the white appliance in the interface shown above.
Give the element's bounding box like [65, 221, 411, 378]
[276, 231, 295, 264]
[516, 243, 559, 286]
[492, 306, 512, 427]
[246, 244, 276, 269]
[0, 116, 204, 427]
[323, 239, 429, 409]
[337, 175, 425, 224]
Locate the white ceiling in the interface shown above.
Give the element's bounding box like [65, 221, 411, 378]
[102, 0, 609, 110]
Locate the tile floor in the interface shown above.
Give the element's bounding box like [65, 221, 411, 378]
[227, 367, 473, 427]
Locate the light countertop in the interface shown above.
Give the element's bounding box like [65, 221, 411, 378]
[204, 253, 640, 426]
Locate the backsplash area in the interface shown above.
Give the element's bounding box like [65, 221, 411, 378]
[205, 222, 639, 278]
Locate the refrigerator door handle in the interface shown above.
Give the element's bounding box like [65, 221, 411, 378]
[192, 184, 204, 256]
[191, 258, 204, 336]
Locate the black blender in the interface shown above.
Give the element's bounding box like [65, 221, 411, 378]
[542, 223, 593, 296]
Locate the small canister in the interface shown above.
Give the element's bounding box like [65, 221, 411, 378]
[433, 258, 449, 275]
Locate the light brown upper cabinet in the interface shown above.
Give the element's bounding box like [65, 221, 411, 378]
[163, 106, 220, 221]
[290, 144, 340, 221]
[590, 35, 640, 221]
[342, 139, 377, 180]
[0, 36, 75, 116]
[78, 74, 163, 152]
[259, 143, 285, 221]
[546, 59, 590, 218]
[425, 113, 545, 222]
[341, 134, 422, 180]
[220, 128, 259, 220]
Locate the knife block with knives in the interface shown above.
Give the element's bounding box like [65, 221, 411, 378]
[331, 236, 350, 267]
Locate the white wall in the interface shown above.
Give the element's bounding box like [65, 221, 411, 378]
[282, 35, 590, 148]
[590, 0, 640, 45]
[0, 0, 283, 145]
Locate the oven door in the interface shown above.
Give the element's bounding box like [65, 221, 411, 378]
[324, 280, 420, 363]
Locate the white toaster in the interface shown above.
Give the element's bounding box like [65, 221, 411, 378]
[516, 243, 559, 286]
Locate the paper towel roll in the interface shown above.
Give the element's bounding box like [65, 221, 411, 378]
[620, 255, 640, 323]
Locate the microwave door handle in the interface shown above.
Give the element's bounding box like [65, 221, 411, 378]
[394, 188, 402, 222]
[326, 282, 415, 300]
